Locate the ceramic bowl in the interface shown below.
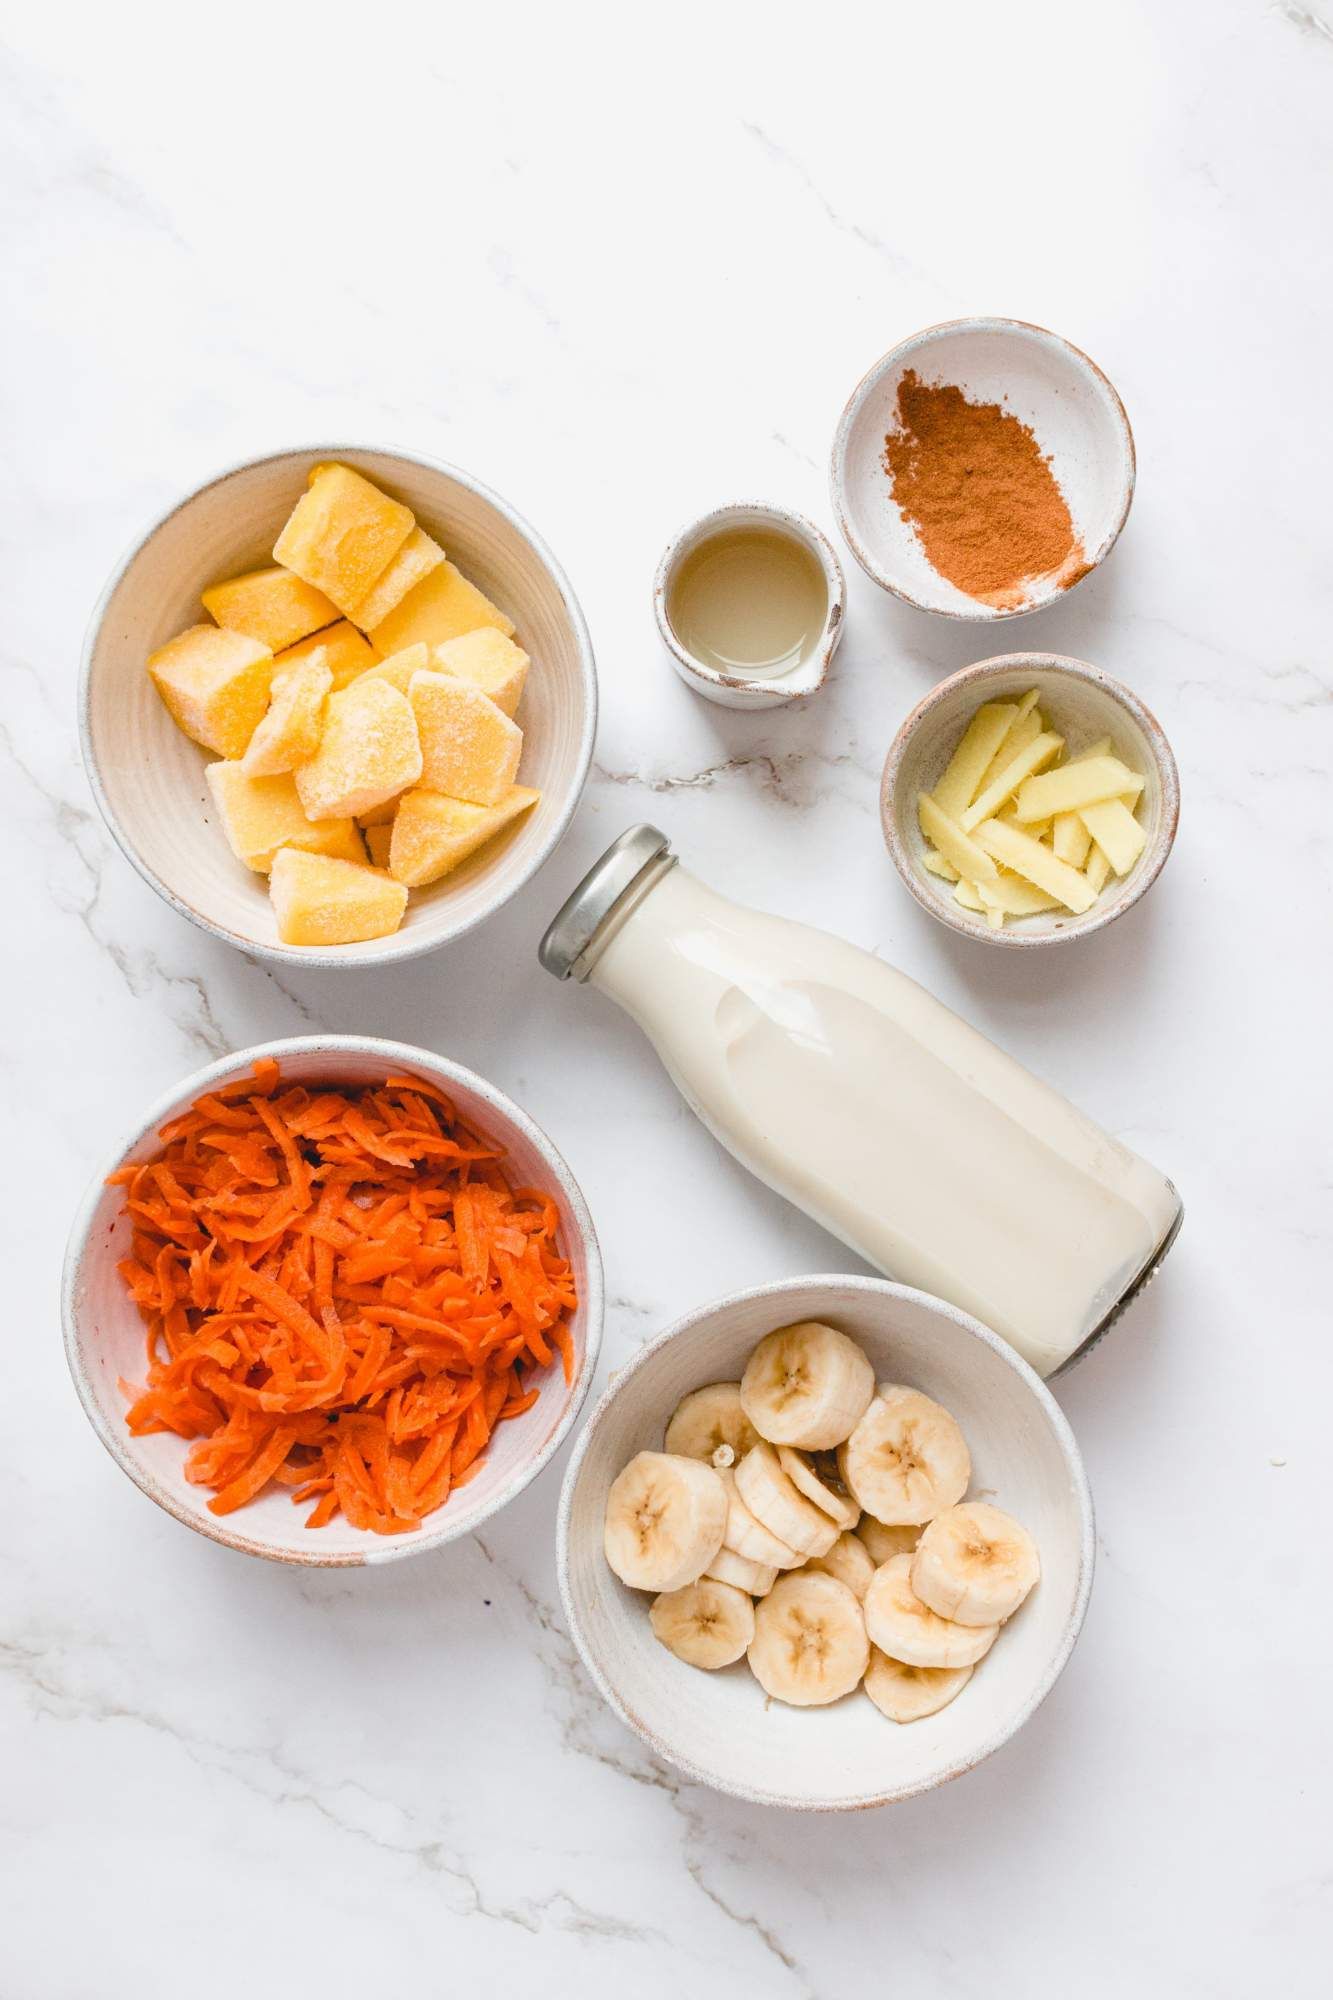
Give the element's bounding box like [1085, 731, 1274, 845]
[831, 318, 1135, 620]
[653, 501, 845, 709]
[62, 1035, 603, 1566]
[882, 652, 1179, 949]
[558, 1275, 1093, 1810]
[82, 445, 597, 965]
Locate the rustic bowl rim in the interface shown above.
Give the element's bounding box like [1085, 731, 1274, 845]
[556, 1271, 1095, 1810]
[830, 316, 1136, 621]
[79, 442, 598, 968]
[651, 498, 846, 708]
[881, 651, 1180, 950]
[62, 1032, 604, 1567]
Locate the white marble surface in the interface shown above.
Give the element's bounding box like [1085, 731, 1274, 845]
[3, 3, 1330, 1991]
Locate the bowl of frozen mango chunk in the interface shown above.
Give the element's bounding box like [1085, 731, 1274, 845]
[881, 652, 1178, 948]
[81, 447, 598, 962]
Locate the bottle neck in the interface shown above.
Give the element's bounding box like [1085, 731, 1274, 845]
[574, 850, 679, 982]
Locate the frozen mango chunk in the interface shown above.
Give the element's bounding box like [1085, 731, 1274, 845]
[432, 628, 529, 719]
[408, 670, 522, 807]
[357, 798, 398, 828]
[353, 642, 430, 697]
[241, 655, 332, 776]
[201, 566, 338, 653]
[389, 784, 540, 888]
[205, 762, 364, 872]
[368, 559, 514, 656]
[364, 821, 393, 868]
[148, 624, 274, 757]
[295, 676, 422, 821]
[273, 619, 378, 691]
[346, 528, 445, 632]
[273, 463, 415, 616]
[269, 848, 407, 946]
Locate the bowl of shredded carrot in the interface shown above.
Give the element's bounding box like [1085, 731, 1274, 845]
[62, 1036, 603, 1564]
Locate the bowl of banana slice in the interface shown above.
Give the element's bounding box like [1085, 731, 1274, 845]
[558, 1274, 1093, 1809]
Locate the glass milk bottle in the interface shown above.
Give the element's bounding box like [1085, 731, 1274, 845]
[540, 826, 1181, 1376]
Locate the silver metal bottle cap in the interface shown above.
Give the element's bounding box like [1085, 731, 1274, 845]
[538, 824, 674, 980]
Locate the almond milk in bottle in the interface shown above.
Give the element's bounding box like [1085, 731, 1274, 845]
[540, 826, 1181, 1376]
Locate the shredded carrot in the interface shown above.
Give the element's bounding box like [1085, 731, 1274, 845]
[110, 1062, 579, 1532]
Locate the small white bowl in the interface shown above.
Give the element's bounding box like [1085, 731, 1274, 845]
[653, 501, 845, 709]
[558, 1275, 1093, 1810]
[63, 1036, 603, 1566]
[831, 318, 1134, 620]
[82, 445, 598, 965]
[882, 652, 1179, 949]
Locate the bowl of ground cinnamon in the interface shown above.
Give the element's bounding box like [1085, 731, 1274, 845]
[831, 319, 1135, 620]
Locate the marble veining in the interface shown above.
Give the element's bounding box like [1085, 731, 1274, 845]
[2, 3, 1329, 1994]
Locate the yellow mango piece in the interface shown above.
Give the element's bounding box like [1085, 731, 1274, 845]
[357, 799, 398, 828]
[273, 463, 415, 616]
[1052, 810, 1093, 868]
[1014, 755, 1144, 822]
[364, 822, 394, 868]
[353, 642, 430, 697]
[917, 792, 999, 884]
[389, 784, 540, 888]
[346, 527, 445, 632]
[201, 566, 338, 653]
[148, 624, 274, 757]
[368, 559, 515, 656]
[295, 677, 423, 821]
[408, 671, 522, 807]
[960, 732, 1063, 831]
[273, 619, 378, 691]
[204, 763, 364, 873]
[269, 848, 407, 946]
[972, 818, 1096, 914]
[432, 628, 529, 719]
[1078, 798, 1147, 875]
[241, 656, 332, 776]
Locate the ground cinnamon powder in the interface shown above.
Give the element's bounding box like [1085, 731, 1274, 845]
[884, 371, 1085, 609]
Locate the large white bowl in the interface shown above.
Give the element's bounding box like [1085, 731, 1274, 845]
[63, 1036, 603, 1566]
[81, 445, 597, 965]
[831, 318, 1134, 620]
[559, 1276, 1093, 1809]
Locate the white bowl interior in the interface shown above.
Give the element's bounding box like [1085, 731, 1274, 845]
[84, 448, 595, 963]
[887, 656, 1175, 945]
[66, 1042, 602, 1565]
[561, 1278, 1091, 1808]
[836, 321, 1133, 618]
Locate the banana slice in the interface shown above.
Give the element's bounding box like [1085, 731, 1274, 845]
[863, 1554, 998, 1668]
[719, 1468, 805, 1570]
[603, 1451, 727, 1593]
[650, 1577, 755, 1669]
[856, 1518, 922, 1566]
[740, 1321, 875, 1450]
[801, 1529, 874, 1600]
[777, 1447, 860, 1530]
[747, 1570, 869, 1706]
[838, 1384, 971, 1525]
[706, 1545, 778, 1596]
[864, 1647, 973, 1723]
[911, 1503, 1040, 1626]
[735, 1442, 841, 1558]
[664, 1382, 761, 1465]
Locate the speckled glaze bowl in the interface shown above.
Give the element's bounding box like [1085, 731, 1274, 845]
[63, 1036, 603, 1566]
[81, 445, 597, 966]
[831, 318, 1135, 620]
[882, 653, 1179, 948]
[558, 1275, 1093, 1810]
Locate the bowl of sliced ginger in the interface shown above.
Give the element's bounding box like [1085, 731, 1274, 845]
[881, 651, 1179, 947]
[558, 1274, 1093, 1808]
[81, 446, 597, 963]
[63, 1036, 603, 1564]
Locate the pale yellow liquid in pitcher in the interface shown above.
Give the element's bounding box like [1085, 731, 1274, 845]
[668, 527, 827, 680]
